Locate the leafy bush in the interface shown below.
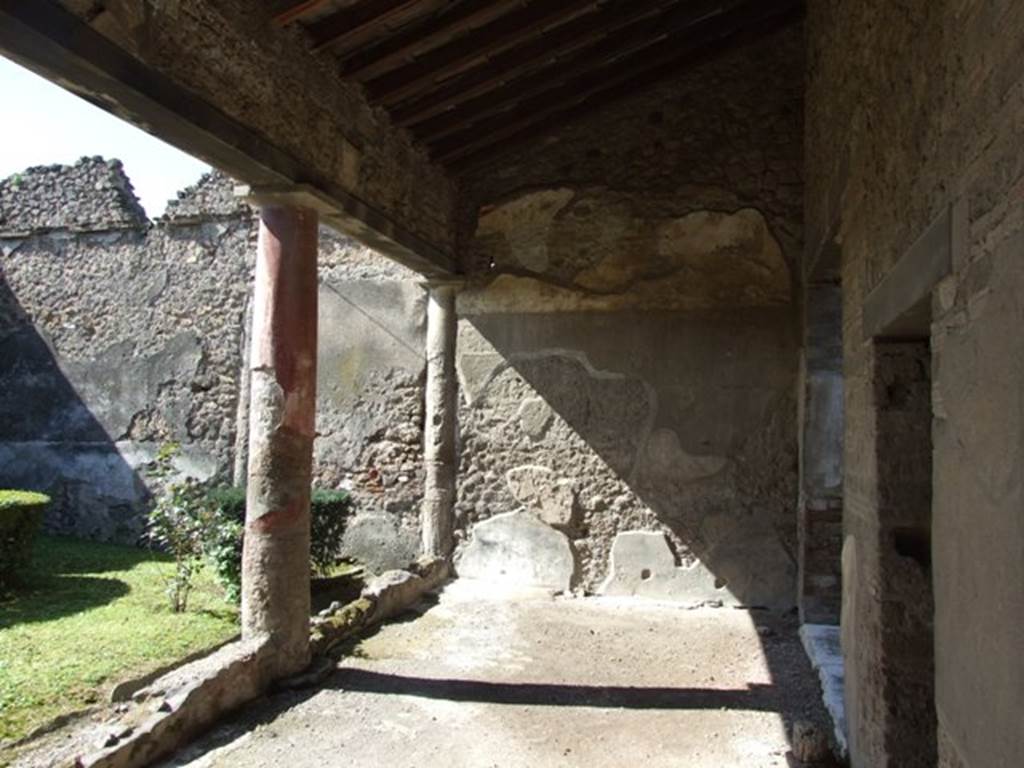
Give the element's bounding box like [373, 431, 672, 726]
[204, 487, 246, 603]
[145, 444, 212, 612]
[310, 490, 353, 575]
[0, 490, 49, 589]
[147, 479, 211, 612]
[202, 487, 353, 602]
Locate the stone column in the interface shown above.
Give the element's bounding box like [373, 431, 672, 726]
[232, 294, 254, 487]
[241, 204, 318, 677]
[421, 280, 461, 558]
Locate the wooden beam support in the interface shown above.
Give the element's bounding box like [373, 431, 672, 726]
[410, 0, 743, 143]
[272, 0, 331, 27]
[0, 0, 457, 278]
[440, 1, 802, 167]
[368, 0, 600, 106]
[337, 0, 525, 76]
[233, 183, 461, 279]
[389, 0, 674, 128]
[309, 0, 441, 55]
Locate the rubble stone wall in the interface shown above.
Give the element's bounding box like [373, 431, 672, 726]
[57, 0, 457, 253]
[454, 25, 804, 608]
[0, 159, 424, 566]
[807, 2, 1024, 767]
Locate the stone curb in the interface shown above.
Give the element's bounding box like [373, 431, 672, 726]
[65, 557, 449, 768]
[309, 556, 449, 657]
[109, 636, 240, 704]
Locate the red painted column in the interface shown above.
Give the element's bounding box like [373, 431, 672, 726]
[241, 204, 318, 676]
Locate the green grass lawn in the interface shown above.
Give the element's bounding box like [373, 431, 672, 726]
[0, 535, 239, 744]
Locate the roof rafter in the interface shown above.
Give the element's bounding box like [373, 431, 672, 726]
[272, 0, 331, 26]
[276, 0, 804, 172]
[338, 0, 527, 80]
[387, 0, 674, 127]
[307, 0, 443, 54]
[410, 0, 750, 143]
[434, 0, 802, 166]
[366, 0, 602, 105]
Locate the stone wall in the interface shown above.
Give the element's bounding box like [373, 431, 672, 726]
[453, 25, 804, 609]
[313, 235, 426, 571]
[0, 160, 251, 540]
[34, 0, 460, 285]
[0, 158, 425, 566]
[798, 270, 844, 625]
[807, 2, 1024, 767]
[57, 0, 457, 254]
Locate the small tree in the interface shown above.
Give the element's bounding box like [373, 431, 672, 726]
[146, 444, 212, 612]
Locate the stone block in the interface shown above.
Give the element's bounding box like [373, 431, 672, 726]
[598, 531, 736, 606]
[341, 513, 420, 574]
[363, 557, 449, 625]
[455, 510, 575, 592]
[799, 623, 847, 758]
[505, 465, 577, 528]
[516, 397, 553, 440]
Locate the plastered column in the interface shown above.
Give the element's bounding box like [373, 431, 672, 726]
[232, 295, 254, 487]
[421, 281, 461, 557]
[242, 204, 318, 677]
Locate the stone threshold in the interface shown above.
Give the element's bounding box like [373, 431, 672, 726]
[800, 623, 847, 760]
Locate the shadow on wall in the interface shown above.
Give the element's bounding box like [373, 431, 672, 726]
[456, 306, 799, 611]
[0, 271, 149, 541]
[452, 171, 802, 611]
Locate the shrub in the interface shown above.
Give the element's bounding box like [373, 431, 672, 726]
[0, 490, 50, 589]
[204, 487, 246, 603]
[202, 487, 353, 602]
[145, 444, 212, 612]
[147, 477, 211, 613]
[310, 489, 352, 575]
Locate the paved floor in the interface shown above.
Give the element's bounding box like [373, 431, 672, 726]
[164, 582, 839, 768]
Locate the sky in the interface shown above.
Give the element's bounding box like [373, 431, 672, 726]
[0, 56, 211, 218]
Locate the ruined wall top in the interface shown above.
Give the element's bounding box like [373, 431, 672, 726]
[0, 157, 421, 284]
[0, 157, 149, 235]
[160, 171, 250, 224]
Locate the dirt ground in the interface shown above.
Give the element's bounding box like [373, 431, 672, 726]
[162, 581, 841, 768]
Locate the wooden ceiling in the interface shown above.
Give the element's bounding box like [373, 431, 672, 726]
[269, 0, 803, 170]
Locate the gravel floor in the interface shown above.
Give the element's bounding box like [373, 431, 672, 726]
[162, 581, 841, 768]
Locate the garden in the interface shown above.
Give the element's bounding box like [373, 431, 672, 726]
[0, 452, 352, 748]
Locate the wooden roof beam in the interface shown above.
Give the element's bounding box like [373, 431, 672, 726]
[448, 7, 802, 170]
[366, 0, 602, 104]
[336, 0, 526, 75]
[308, 0, 442, 55]
[389, 0, 674, 128]
[434, 0, 802, 166]
[410, 0, 747, 143]
[272, 0, 331, 27]
[0, 0, 457, 277]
